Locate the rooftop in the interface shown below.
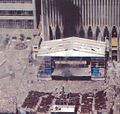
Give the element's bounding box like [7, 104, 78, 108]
[37, 37, 106, 57]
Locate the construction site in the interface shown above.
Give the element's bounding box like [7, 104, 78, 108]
[0, 0, 120, 114]
[0, 33, 119, 113]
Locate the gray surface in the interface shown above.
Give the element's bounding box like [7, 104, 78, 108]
[52, 64, 91, 76]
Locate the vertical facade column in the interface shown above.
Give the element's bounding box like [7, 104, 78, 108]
[102, 0, 104, 26]
[103, 0, 106, 26]
[110, 0, 112, 26]
[41, 0, 44, 38]
[41, 0, 49, 40]
[98, 0, 101, 25]
[98, 0, 100, 26]
[118, 0, 120, 26]
[113, 0, 115, 25]
[52, 0, 56, 40]
[82, 0, 84, 25]
[119, 0, 120, 26]
[95, 0, 97, 26]
[109, 33, 112, 60]
[54, 0, 57, 39]
[89, 0, 91, 25]
[115, 0, 117, 26]
[116, 0, 118, 26]
[91, 0, 93, 26]
[83, 0, 85, 26]
[73, 0, 75, 4]
[54, 0, 56, 28]
[76, 0, 79, 6]
[111, 0, 114, 26]
[79, 0, 81, 25]
[105, 0, 107, 25]
[100, 0, 103, 26]
[49, 0, 55, 40]
[32, 0, 37, 29]
[50, 0, 52, 26]
[50, 0, 53, 27]
[108, 0, 110, 26]
[100, 0, 102, 26]
[52, 0, 54, 27]
[84, 0, 86, 26]
[106, 0, 108, 25]
[41, 0, 45, 40]
[88, 0, 89, 25]
[93, 0, 95, 26]
[60, 15, 64, 38]
[46, 0, 50, 40]
[86, 0, 88, 26]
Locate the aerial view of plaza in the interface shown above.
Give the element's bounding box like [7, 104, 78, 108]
[0, 0, 120, 114]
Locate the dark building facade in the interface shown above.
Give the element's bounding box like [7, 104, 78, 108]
[41, 0, 120, 41]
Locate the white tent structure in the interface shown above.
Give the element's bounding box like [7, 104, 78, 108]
[36, 37, 106, 80]
[37, 37, 106, 57]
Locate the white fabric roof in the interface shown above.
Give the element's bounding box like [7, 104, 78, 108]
[37, 37, 106, 57]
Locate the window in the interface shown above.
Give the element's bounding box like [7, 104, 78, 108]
[0, 19, 34, 29]
[0, 0, 32, 3]
[0, 10, 33, 16]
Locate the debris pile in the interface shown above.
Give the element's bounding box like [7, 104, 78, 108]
[37, 93, 54, 113]
[95, 90, 107, 110]
[81, 92, 93, 113]
[20, 89, 108, 114]
[22, 91, 41, 109]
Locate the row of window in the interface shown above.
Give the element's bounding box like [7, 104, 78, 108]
[0, 10, 33, 16]
[0, 20, 34, 29]
[0, 0, 32, 3]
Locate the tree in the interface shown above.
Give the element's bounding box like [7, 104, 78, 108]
[20, 34, 25, 41]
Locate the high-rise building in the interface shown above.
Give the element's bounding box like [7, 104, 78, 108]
[41, 0, 120, 41]
[0, 0, 36, 29]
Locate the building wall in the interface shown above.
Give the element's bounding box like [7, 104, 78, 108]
[0, 0, 37, 29]
[41, 0, 120, 41]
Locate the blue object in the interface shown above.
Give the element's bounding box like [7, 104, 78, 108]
[38, 71, 43, 75]
[45, 67, 51, 75]
[92, 67, 99, 77]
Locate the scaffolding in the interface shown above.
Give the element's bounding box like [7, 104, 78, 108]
[91, 57, 106, 80]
